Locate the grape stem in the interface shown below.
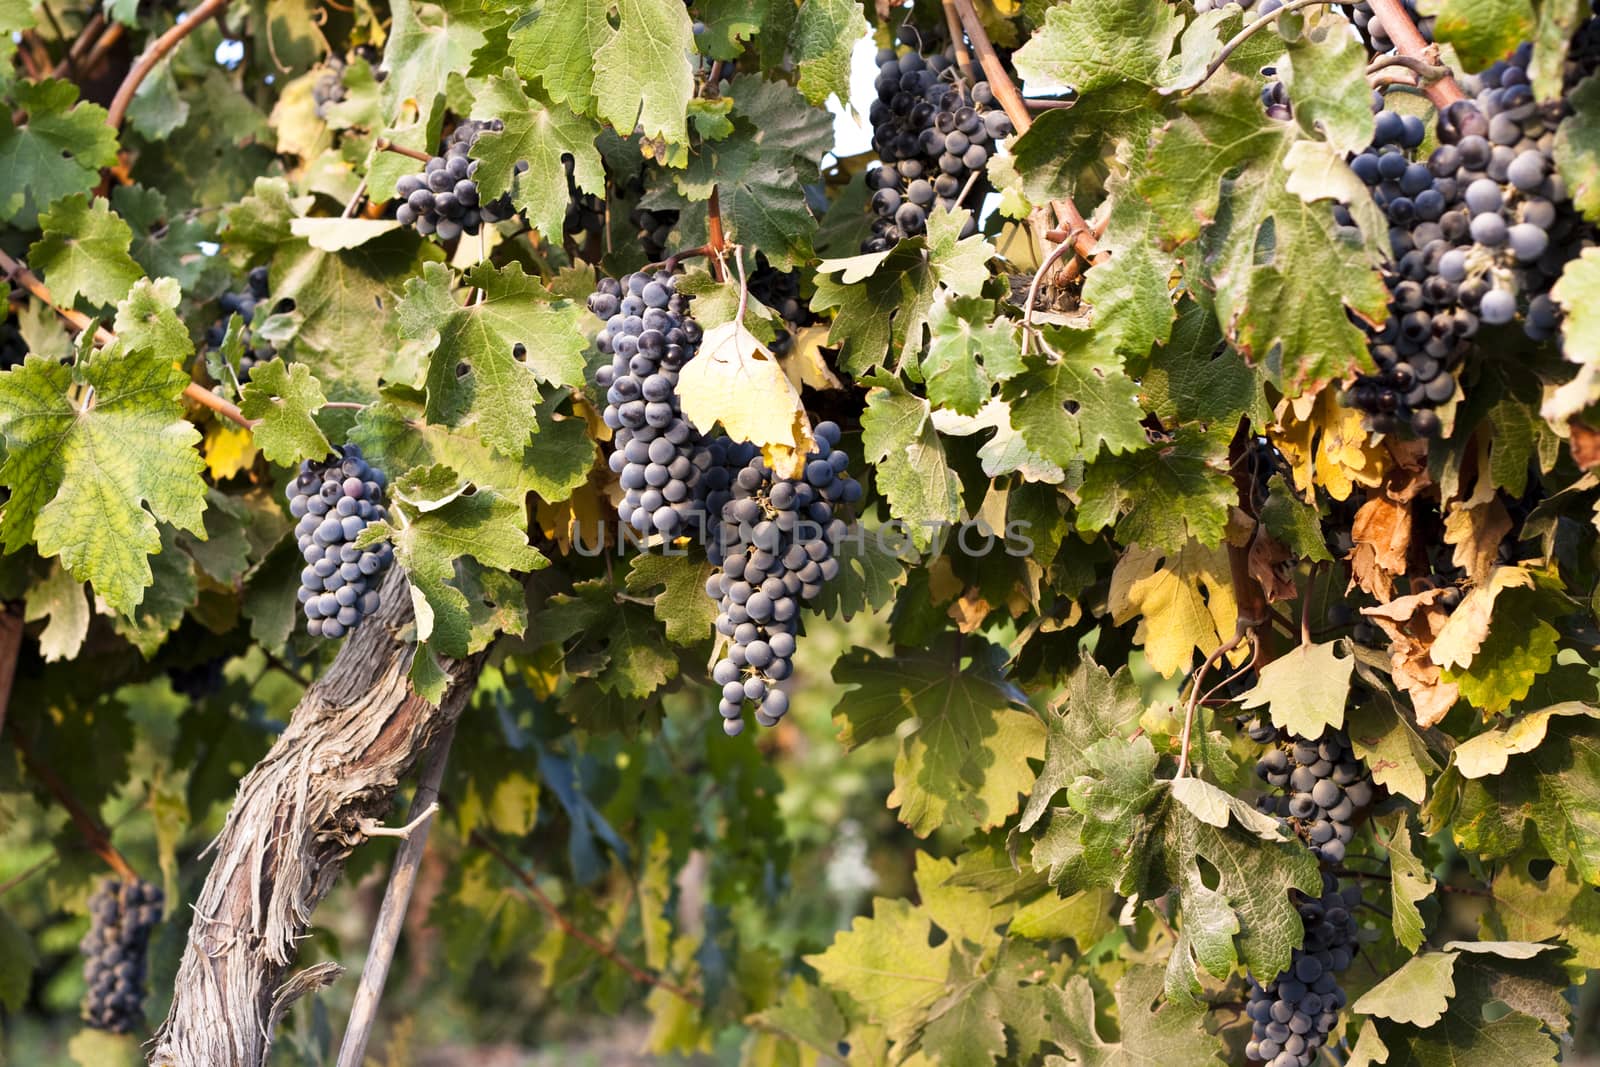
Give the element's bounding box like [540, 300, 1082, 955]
[940, 0, 977, 83]
[1176, 623, 1252, 778]
[333, 723, 455, 1067]
[0, 249, 257, 430]
[375, 137, 433, 164]
[7, 718, 141, 882]
[468, 827, 704, 1005]
[106, 0, 233, 131]
[707, 187, 727, 282]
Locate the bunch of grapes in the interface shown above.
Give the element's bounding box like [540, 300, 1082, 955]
[705, 422, 861, 735]
[746, 254, 817, 358]
[312, 55, 347, 118]
[1244, 874, 1361, 1067]
[287, 445, 394, 639]
[394, 119, 522, 240]
[591, 270, 713, 537]
[1251, 724, 1374, 864]
[205, 266, 288, 385]
[81, 877, 163, 1033]
[863, 45, 1012, 252]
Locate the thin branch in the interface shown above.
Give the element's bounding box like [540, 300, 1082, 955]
[107, 0, 233, 131]
[1176, 625, 1251, 778]
[186, 384, 254, 429]
[706, 188, 727, 282]
[948, 0, 1029, 134]
[375, 137, 431, 163]
[1024, 98, 1073, 110]
[1019, 238, 1076, 360]
[469, 829, 702, 1005]
[320, 401, 369, 411]
[8, 724, 139, 882]
[1365, 52, 1451, 81]
[1185, 0, 1348, 95]
[940, 0, 976, 83]
[76, 19, 126, 77]
[334, 723, 457, 1067]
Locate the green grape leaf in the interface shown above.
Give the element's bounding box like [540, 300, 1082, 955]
[1019, 655, 1144, 832]
[351, 395, 594, 507]
[363, 464, 544, 657]
[1261, 473, 1334, 562]
[679, 137, 816, 270]
[1281, 12, 1380, 155]
[1555, 75, 1600, 223]
[1140, 72, 1387, 395]
[1076, 176, 1181, 361]
[533, 578, 681, 699]
[28, 194, 145, 309]
[808, 521, 911, 621]
[398, 260, 586, 456]
[1140, 297, 1269, 427]
[1450, 715, 1600, 883]
[624, 552, 720, 647]
[591, 0, 695, 147]
[1485, 855, 1600, 969]
[1383, 813, 1437, 953]
[790, 0, 868, 106]
[1076, 423, 1236, 552]
[1354, 951, 1460, 1028]
[113, 185, 215, 291]
[1347, 694, 1437, 805]
[180, 489, 253, 587]
[238, 359, 333, 465]
[380, 0, 494, 123]
[470, 70, 605, 245]
[1440, 613, 1560, 714]
[0, 906, 36, 1014]
[1238, 639, 1354, 737]
[0, 344, 206, 616]
[1426, 0, 1534, 73]
[931, 399, 1065, 483]
[726, 73, 835, 172]
[859, 381, 963, 552]
[1004, 325, 1150, 467]
[112, 524, 198, 656]
[921, 294, 1023, 417]
[508, 1, 607, 114]
[22, 561, 89, 662]
[1037, 968, 1226, 1067]
[0, 80, 119, 227]
[832, 642, 1047, 837]
[112, 277, 190, 360]
[1548, 245, 1600, 419]
[806, 896, 952, 1038]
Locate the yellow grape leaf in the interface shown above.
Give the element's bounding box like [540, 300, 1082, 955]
[1443, 437, 1512, 587]
[536, 478, 607, 556]
[677, 319, 815, 478]
[1109, 541, 1242, 677]
[779, 323, 844, 393]
[203, 420, 257, 481]
[1430, 565, 1535, 672]
[1270, 389, 1390, 502]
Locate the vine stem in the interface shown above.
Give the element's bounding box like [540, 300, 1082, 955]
[375, 138, 432, 163]
[107, 0, 232, 131]
[1366, 0, 1468, 107]
[0, 249, 256, 430]
[1175, 624, 1251, 778]
[8, 721, 139, 882]
[947, 0, 1098, 268]
[333, 723, 456, 1067]
[707, 187, 727, 282]
[469, 828, 703, 1005]
[940, 0, 976, 83]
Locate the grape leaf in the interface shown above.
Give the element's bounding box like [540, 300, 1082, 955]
[1485, 855, 1600, 968]
[679, 137, 816, 270]
[507, 1, 607, 114]
[238, 359, 333, 465]
[831, 642, 1046, 837]
[533, 578, 681, 699]
[0, 905, 35, 1015]
[1555, 75, 1600, 223]
[623, 552, 719, 647]
[1038, 968, 1226, 1067]
[1004, 324, 1150, 466]
[591, 0, 695, 148]
[930, 400, 1065, 483]
[1347, 694, 1438, 805]
[1427, 0, 1535, 73]
[398, 260, 586, 456]
[380, 0, 494, 124]
[1077, 424, 1236, 553]
[1140, 72, 1387, 394]
[790, 0, 867, 106]
[0, 344, 206, 616]
[1383, 813, 1437, 953]
[1019, 655, 1144, 832]
[362, 464, 544, 657]
[1076, 176, 1181, 361]
[804, 897, 953, 1038]
[921, 294, 1022, 417]
[1354, 951, 1460, 1028]
[1238, 639, 1354, 737]
[0, 80, 118, 227]
[113, 185, 215, 291]
[1261, 473, 1334, 562]
[725, 73, 834, 172]
[1108, 541, 1240, 678]
[1547, 246, 1600, 420]
[470, 70, 605, 245]
[1281, 10, 1379, 155]
[28, 194, 145, 309]
[112, 524, 198, 656]
[859, 381, 964, 552]
[808, 521, 911, 620]
[23, 561, 89, 662]
[1451, 702, 1600, 779]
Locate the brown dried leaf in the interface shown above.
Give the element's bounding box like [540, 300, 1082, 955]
[948, 588, 992, 633]
[1362, 588, 1460, 728]
[1248, 529, 1298, 603]
[1350, 493, 1411, 603]
[1571, 421, 1600, 471]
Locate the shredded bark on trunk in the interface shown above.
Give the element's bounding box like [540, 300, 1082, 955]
[148, 568, 485, 1067]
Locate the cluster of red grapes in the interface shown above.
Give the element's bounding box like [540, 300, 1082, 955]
[288, 446, 394, 639]
[1245, 874, 1361, 1067]
[591, 270, 713, 537]
[1249, 722, 1375, 865]
[81, 878, 163, 1033]
[206, 266, 288, 386]
[705, 425, 860, 735]
[394, 120, 521, 240]
[863, 45, 1011, 252]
